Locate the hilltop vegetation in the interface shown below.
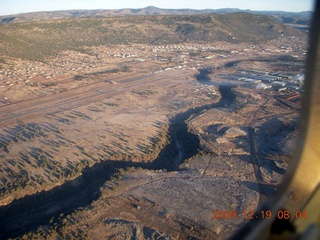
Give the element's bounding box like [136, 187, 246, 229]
[0, 6, 312, 25]
[0, 13, 301, 60]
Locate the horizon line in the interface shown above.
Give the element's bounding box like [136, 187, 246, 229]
[0, 6, 313, 17]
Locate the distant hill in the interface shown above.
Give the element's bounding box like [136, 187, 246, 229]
[0, 13, 303, 60]
[0, 6, 312, 26]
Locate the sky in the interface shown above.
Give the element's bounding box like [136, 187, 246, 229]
[0, 0, 315, 16]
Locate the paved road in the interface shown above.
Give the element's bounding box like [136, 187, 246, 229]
[0, 70, 190, 127]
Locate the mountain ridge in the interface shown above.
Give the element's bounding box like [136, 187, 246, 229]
[0, 13, 304, 61]
[0, 6, 312, 25]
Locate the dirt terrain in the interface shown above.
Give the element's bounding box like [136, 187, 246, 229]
[0, 31, 305, 239]
[0, 69, 214, 205]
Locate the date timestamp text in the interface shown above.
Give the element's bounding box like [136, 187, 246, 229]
[212, 210, 307, 220]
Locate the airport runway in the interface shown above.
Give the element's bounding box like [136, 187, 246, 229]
[0, 70, 191, 127]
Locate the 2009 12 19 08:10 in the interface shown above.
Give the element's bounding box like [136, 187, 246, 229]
[212, 210, 308, 220]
